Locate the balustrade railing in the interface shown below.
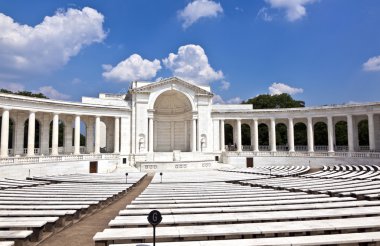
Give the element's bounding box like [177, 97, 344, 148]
[0, 153, 120, 164]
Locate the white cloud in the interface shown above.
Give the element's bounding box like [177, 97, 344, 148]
[38, 86, 70, 100]
[363, 55, 380, 71]
[0, 7, 106, 76]
[212, 94, 225, 104]
[257, 7, 273, 22]
[163, 44, 224, 86]
[220, 80, 230, 90]
[102, 54, 161, 82]
[269, 82, 303, 95]
[226, 97, 242, 104]
[179, 0, 223, 28]
[265, 0, 316, 21]
[0, 81, 25, 92]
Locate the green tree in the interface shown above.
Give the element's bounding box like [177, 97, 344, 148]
[242, 93, 304, 109]
[0, 89, 48, 99]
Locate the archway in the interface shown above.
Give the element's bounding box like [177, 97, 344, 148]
[335, 121, 348, 151]
[294, 122, 307, 151]
[358, 120, 369, 150]
[258, 123, 269, 150]
[276, 123, 287, 149]
[224, 123, 234, 147]
[49, 120, 65, 150]
[241, 123, 251, 147]
[314, 122, 328, 151]
[153, 90, 192, 152]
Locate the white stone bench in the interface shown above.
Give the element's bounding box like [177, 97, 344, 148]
[0, 231, 32, 246]
[107, 231, 380, 246]
[111, 206, 380, 227]
[120, 200, 380, 216]
[93, 216, 380, 245]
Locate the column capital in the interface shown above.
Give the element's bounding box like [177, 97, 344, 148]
[1, 106, 12, 111]
[53, 112, 60, 116]
[29, 110, 37, 114]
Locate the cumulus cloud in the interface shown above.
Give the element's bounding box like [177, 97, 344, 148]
[179, 0, 223, 28]
[38, 86, 70, 100]
[212, 95, 242, 104]
[363, 55, 380, 71]
[269, 82, 303, 95]
[265, 0, 316, 21]
[163, 44, 224, 86]
[0, 7, 106, 76]
[102, 54, 161, 82]
[220, 80, 230, 90]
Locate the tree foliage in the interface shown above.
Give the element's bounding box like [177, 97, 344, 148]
[242, 93, 304, 109]
[0, 89, 48, 99]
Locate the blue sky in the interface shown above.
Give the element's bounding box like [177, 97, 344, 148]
[0, 0, 380, 106]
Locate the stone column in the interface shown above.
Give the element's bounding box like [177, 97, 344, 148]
[114, 117, 120, 154]
[74, 115, 80, 155]
[327, 116, 334, 153]
[307, 117, 314, 152]
[94, 116, 100, 154]
[270, 118, 276, 152]
[288, 118, 295, 152]
[253, 119, 259, 152]
[220, 119, 225, 151]
[1, 108, 10, 157]
[27, 111, 36, 156]
[347, 114, 354, 152]
[148, 117, 154, 152]
[192, 119, 197, 152]
[236, 119, 242, 152]
[51, 113, 59, 155]
[368, 113, 376, 151]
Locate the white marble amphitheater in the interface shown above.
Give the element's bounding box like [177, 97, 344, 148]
[0, 77, 380, 246]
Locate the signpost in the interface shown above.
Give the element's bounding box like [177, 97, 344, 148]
[125, 172, 128, 184]
[147, 210, 162, 246]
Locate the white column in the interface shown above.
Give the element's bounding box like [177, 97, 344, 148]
[368, 113, 376, 151]
[51, 113, 59, 155]
[114, 117, 120, 154]
[347, 115, 354, 152]
[236, 119, 242, 152]
[307, 117, 314, 152]
[27, 111, 36, 156]
[148, 117, 154, 152]
[1, 109, 9, 158]
[327, 116, 334, 153]
[253, 119, 259, 152]
[192, 119, 197, 152]
[220, 119, 225, 151]
[94, 116, 100, 154]
[74, 115, 80, 155]
[288, 118, 295, 152]
[270, 118, 276, 152]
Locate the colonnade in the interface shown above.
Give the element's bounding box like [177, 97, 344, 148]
[220, 113, 378, 153]
[0, 108, 121, 158]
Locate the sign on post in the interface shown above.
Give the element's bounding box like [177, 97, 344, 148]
[148, 210, 162, 246]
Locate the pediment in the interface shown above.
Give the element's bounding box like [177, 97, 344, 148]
[130, 77, 214, 97]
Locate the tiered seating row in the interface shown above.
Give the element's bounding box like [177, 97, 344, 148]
[94, 174, 380, 246]
[0, 173, 145, 246]
[239, 176, 380, 200]
[220, 165, 310, 177]
[302, 164, 380, 180]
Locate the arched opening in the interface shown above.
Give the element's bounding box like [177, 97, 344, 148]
[294, 122, 307, 151]
[0, 117, 14, 154]
[241, 123, 251, 150]
[23, 119, 41, 154]
[49, 120, 65, 150]
[224, 123, 234, 150]
[335, 121, 348, 151]
[276, 123, 287, 150]
[153, 90, 192, 152]
[258, 123, 269, 151]
[314, 122, 328, 151]
[358, 120, 369, 151]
